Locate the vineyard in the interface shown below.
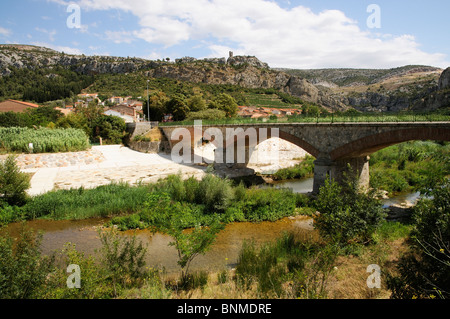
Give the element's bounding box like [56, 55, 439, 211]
[0, 127, 90, 153]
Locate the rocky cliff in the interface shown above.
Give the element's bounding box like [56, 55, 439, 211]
[0, 44, 448, 111]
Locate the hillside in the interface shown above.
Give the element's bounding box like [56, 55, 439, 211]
[0, 44, 449, 112]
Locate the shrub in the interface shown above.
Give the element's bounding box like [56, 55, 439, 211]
[0, 155, 30, 206]
[313, 176, 386, 246]
[234, 232, 337, 298]
[0, 225, 55, 299]
[272, 156, 315, 181]
[141, 191, 225, 280]
[387, 181, 450, 299]
[98, 229, 148, 297]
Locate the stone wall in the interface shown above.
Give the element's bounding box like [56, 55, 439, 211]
[1, 148, 105, 170]
[127, 140, 171, 154]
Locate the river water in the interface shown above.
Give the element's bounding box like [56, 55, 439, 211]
[2, 178, 419, 276]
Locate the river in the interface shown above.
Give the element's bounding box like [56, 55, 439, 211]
[1, 178, 419, 277]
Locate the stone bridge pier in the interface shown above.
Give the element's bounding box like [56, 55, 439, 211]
[159, 122, 450, 194]
[313, 156, 370, 193]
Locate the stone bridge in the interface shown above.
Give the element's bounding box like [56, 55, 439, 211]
[158, 122, 450, 193]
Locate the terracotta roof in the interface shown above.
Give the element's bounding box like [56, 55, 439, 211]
[0, 100, 39, 113]
[8, 100, 39, 108]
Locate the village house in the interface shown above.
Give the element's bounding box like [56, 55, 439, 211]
[108, 96, 124, 104]
[78, 93, 100, 103]
[104, 104, 142, 123]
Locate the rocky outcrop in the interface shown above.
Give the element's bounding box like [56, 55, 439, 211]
[1, 44, 448, 112]
[227, 55, 269, 69]
[0, 44, 164, 76]
[439, 67, 450, 90]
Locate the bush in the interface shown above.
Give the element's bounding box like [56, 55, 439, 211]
[313, 176, 386, 246]
[0, 225, 55, 299]
[238, 188, 297, 222]
[272, 156, 315, 181]
[92, 115, 127, 144]
[235, 232, 337, 298]
[387, 181, 450, 299]
[0, 155, 30, 206]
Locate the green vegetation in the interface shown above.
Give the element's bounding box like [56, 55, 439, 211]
[0, 225, 169, 299]
[235, 233, 337, 298]
[271, 155, 315, 181]
[0, 173, 306, 226]
[313, 176, 386, 246]
[140, 191, 225, 282]
[387, 180, 450, 299]
[160, 109, 450, 126]
[0, 226, 55, 299]
[109, 174, 303, 231]
[0, 155, 30, 207]
[1, 104, 128, 146]
[0, 66, 94, 103]
[0, 105, 64, 128]
[21, 183, 151, 221]
[370, 141, 450, 194]
[0, 127, 90, 153]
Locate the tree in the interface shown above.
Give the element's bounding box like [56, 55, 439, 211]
[302, 104, 321, 117]
[213, 93, 238, 117]
[56, 112, 90, 137]
[0, 155, 31, 207]
[187, 95, 207, 112]
[92, 115, 127, 144]
[166, 94, 189, 121]
[143, 91, 169, 122]
[77, 102, 104, 128]
[143, 192, 224, 281]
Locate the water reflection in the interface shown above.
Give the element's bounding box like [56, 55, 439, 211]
[3, 216, 316, 276]
[2, 177, 421, 276]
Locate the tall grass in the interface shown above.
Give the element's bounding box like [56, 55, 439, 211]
[272, 155, 315, 181]
[23, 183, 150, 220]
[0, 127, 90, 153]
[369, 141, 449, 194]
[235, 232, 337, 298]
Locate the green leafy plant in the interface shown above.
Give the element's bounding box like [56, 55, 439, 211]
[0, 155, 30, 206]
[387, 181, 450, 299]
[313, 175, 386, 246]
[0, 225, 55, 299]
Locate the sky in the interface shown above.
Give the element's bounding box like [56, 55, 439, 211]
[0, 0, 449, 69]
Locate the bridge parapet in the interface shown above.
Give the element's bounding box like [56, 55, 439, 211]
[159, 121, 450, 192]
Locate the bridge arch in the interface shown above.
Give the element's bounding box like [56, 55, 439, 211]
[217, 127, 320, 167]
[221, 127, 320, 157]
[330, 127, 450, 160]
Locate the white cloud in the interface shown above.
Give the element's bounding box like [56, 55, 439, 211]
[49, 0, 449, 68]
[0, 26, 11, 37]
[35, 27, 57, 42]
[104, 30, 134, 44]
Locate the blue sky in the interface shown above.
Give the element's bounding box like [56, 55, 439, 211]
[0, 0, 449, 69]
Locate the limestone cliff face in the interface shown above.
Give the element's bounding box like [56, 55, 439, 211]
[439, 67, 450, 90]
[0, 44, 160, 76]
[0, 44, 448, 111]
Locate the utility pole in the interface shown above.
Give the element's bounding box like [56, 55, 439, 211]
[147, 79, 150, 123]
